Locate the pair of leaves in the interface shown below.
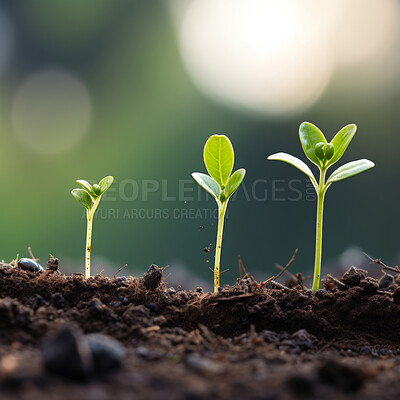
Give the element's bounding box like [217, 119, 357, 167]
[193, 135, 246, 204]
[268, 122, 374, 191]
[300, 122, 356, 169]
[71, 176, 114, 210]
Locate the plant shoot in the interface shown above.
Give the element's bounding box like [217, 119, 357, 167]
[193, 135, 246, 293]
[268, 122, 374, 291]
[71, 176, 114, 279]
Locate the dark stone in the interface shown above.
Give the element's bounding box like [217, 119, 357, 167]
[286, 375, 314, 396]
[290, 329, 316, 350]
[43, 327, 92, 380]
[378, 273, 393, 289]
[34, 295, 46, 308]
[143, 264, 163, 289]
[119, 296, 129, 306]
[318, 360, 364, 392]
[17, 258, 43, 272]
[195, 287, 203, 293]
[314, 289, 327, 298]
[116, 276, 127, 285]
[146, 302, 159, 312]
[253, 304, 262, 312]
[51, 293, 68, 309]
[260, 330, 280, 343]
[341, 266, 368, 287]
[86, 334, 125, 374]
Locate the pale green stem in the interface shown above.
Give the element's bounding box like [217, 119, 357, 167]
[214, 202, 227, 293]
[312, 169, 327, 292]
[85, 196, 101, 279]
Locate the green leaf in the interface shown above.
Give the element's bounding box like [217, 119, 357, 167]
[224, 168, 246, 200]
[76, 180, 93, 194]
[299, 122, 327, 167]
[192, 172, 220, 201]
[328, 124, 357, 167]
[99, 176, 114, 194]
[267, 152, 318, 190]
[326, 159, 375, 184]
[203, 135, 234, 187]
[71, 188, 93, 210]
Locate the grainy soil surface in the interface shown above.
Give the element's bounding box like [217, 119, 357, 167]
[0, 258, 400, 400]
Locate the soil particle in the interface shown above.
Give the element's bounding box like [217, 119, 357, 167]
[341, 266, 368, 287]
[318, 360, 365, 393]
[51, 293, 68, 309]
[393, 287, 400, 304]
[143, 264, 163, 289]
[286, 374, 314, 396]
[378, 273, 393, 289]
[46, 257, 59, 272]
[359, 277, 379, 294]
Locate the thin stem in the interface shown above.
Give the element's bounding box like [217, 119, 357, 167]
[85, 196, 101, 279]
[312, 169, 326, 292]
[214, 202, 227, 293]
[85, 211, 93, 279]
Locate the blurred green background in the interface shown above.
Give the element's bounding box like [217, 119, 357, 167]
[0, 0, 398, 289]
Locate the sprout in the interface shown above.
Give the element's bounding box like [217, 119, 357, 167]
[268, 122, 374, 291]
[193, 135, 246, 293]
[71, 176, 114, 279]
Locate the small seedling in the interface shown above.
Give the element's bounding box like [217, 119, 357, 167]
[192, 135, 246, 293]
[268, 122, 374, 291]
[71, 176, 114, 279]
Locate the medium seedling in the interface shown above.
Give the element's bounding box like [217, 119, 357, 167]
[193, 135, 246, 293]
[268, 122, 374, 291]
[71, 176, 114, 279]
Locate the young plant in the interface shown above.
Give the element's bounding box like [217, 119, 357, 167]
[71, 176, 114, 279]
[268, 122, 374, 291]
[192, 135, 246, 293]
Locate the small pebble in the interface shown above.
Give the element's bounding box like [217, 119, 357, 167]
[146, 302, 159, 312]
[119, 296, 129, 306]
[86, 334, 125, 374]
[43, 327, 92, 380]
[51, 293, 68, 309]
[17, 258, 43, 272]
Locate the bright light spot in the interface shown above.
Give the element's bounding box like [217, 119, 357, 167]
[12, 69, 92, 154]
[176, 0, 336, 115]
[333, 0, 400, 67]
[0, 8, 14, 76]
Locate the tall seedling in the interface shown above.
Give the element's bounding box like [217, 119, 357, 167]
[268, 123, 374, 291]
[193, 135, 246, 293]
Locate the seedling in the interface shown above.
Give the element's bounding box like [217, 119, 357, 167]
[71, 176, 114, 279]
[268, 122, 374, 291]
[192, 135, 246, 293]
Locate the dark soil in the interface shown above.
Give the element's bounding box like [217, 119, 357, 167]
[0, 259, 400, 399]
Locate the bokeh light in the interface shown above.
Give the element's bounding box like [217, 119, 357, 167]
[173, 0, 400, 115]
[175, 0, 335, 115]
[12, 69, 92, 155]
